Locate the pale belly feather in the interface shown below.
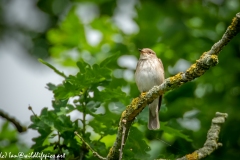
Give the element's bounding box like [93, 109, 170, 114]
[135, 61, 163, 92]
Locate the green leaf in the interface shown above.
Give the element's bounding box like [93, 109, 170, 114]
[100, 52, 121, 67]
[94, 87, 127, 104]
[108, 102, 125, 115]
[76, 60, 91, 73]
[124, 126, 151, 159]
[41, 111, 57, 128]
[53, 61, 113, 100]
[62, 130, 82, 157]
[86, 101, 101, 112]
[38, 59, 66, 78]
[0, 121, 29, 154]
[46, 83, 57, 91]
[89, 110, 118, 135]
[52, 99, 69, 112]
[55, 115, 76, 133]
[53, 81, 80, 100]
[31, 132, 51, 152]
[0, 122, 17, 141]
[161, 122, 192, 142]
[29, 115, 41, 129]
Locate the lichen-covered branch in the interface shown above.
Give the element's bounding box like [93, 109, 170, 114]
[173, 112, 228, 160]
[119, 120, 127, 160]
[208, 12, 240, 56]
[0, 109, 27, 133]
[106, 12, 240, 160]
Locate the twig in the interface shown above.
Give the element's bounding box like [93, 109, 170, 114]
[74, 131, 106, 160]
[157, 112, 228, 160]
[119, 119, 127, 160]
[0, 109, 27, 133]
[28, 105, 37, 116]
[106, 12, 240, 160]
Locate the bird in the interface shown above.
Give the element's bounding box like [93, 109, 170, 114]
[135, 48, 164, 130]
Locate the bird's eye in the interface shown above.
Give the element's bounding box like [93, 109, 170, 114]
[148, 52, 152, 54]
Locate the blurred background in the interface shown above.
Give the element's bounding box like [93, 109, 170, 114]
[0, 0, 240, 159]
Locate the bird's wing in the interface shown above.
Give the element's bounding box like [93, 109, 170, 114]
[158, 58, 165, 77]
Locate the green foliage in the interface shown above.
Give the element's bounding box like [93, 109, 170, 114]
[33, 54, 195, 159]
[30, 57, 132, 158]
[25, 0, 240, 159]
[161, 122, 192, 142]
[31, 53, 193, 159]
[0, 122, 29, 159]
[39, 59, 67, 78]
[124, 126, 151, 159]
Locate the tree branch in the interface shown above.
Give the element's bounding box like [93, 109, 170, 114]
[74, 131, 106, 160]
[106, 12, 240, 160]
[0, 109, 27, 133]
[174, 112, 228, 160]
[119, 119, 127, 160]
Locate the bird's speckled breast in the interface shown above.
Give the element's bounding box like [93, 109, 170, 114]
[135, 59, 164, 92]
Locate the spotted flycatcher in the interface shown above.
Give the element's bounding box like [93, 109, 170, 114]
[135, 48, 164, 130]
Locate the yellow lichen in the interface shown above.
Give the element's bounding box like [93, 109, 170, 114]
[170, 72, 183, 82]
[121, 110, 126, 118]
[200, 52, 208, 59]
[107, 147, 113, 157]
[228, 17, 237, 30]
[186, 64, 197, 74]
[131, 97, 139, 106]
[140, 92, 147, 97]
[186, 152, 198, 160]
[176, 72, 183, 79]
[131, 104, 138, 110]
[210, 55, 218, 64]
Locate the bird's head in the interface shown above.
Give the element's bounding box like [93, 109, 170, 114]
[138, 48, 157, 59]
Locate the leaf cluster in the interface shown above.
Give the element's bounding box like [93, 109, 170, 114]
[29, 55, 133, 158]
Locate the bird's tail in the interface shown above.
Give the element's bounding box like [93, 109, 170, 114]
[148, 96, 162, 130]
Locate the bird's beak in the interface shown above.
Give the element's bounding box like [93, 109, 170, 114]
[138, 48, 143, 54]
